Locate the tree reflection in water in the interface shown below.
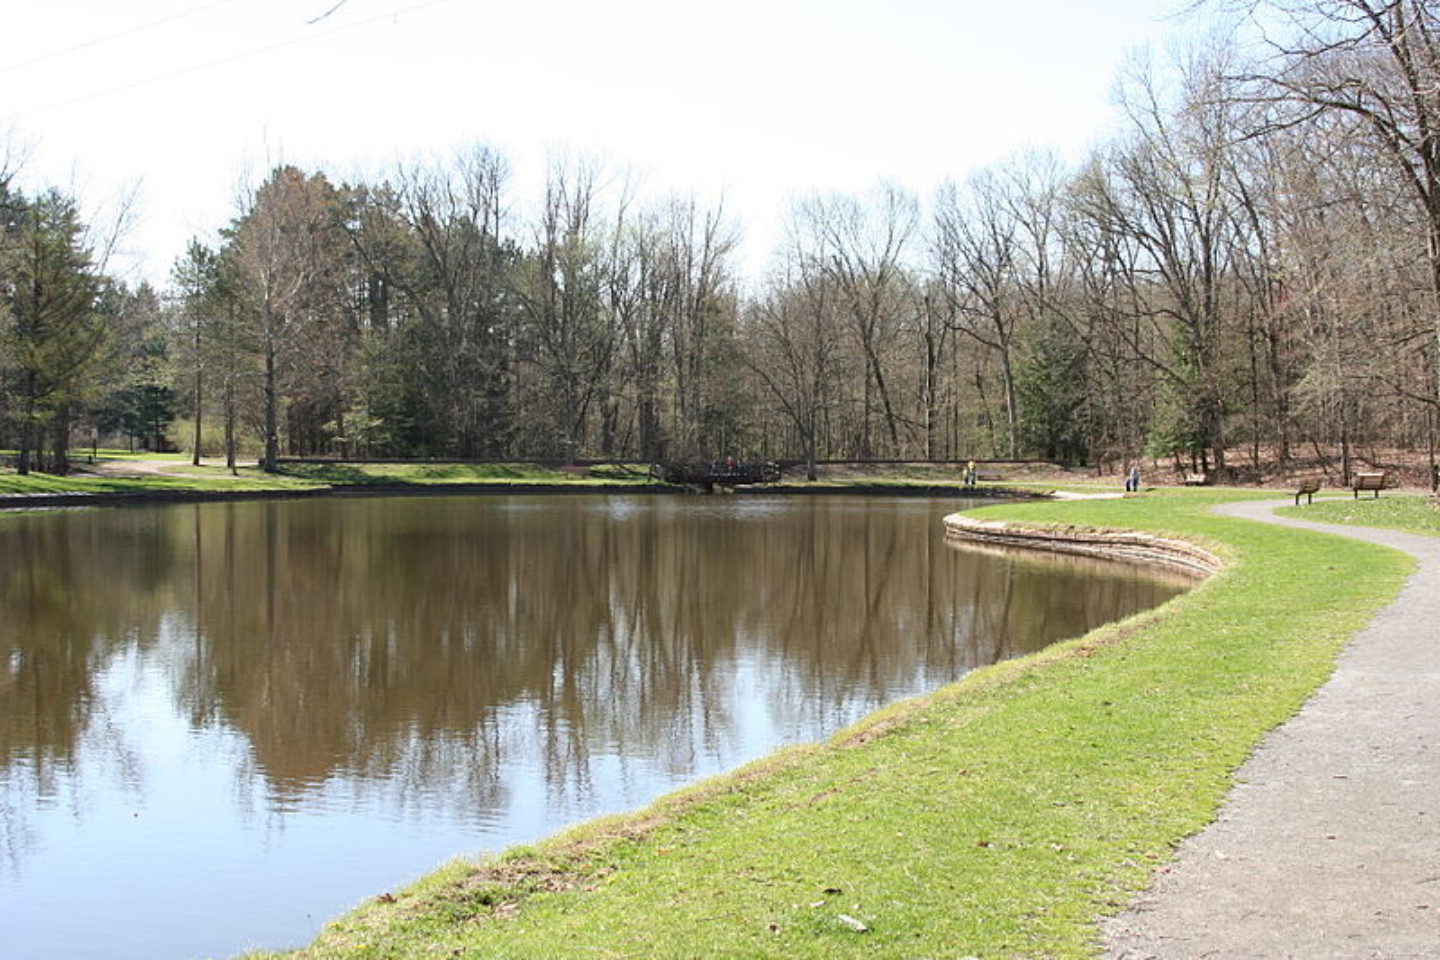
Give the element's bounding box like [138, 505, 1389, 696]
[0, 495, 1184, 959]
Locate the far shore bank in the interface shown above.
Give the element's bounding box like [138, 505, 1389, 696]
[0, 481, 1043, 510]
[5, 455, 1435, 513]
[0, 460, 1048, 510]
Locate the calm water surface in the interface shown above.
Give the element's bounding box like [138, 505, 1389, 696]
[0, 495, 1186, 959]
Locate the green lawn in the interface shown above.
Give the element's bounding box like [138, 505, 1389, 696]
[1, 460, 1059, 498]
[0, 468, 323, 495]
[0, 461, 660, 497]
[275, 461, 656, 485]
[248, 490, 1411, 959]
[1279, 492, 1440, 535]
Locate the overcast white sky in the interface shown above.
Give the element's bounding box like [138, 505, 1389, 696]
[3, 0, 1201, 284]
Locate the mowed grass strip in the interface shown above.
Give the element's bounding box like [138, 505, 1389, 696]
[1279, 492, 1440, 535]
[0, 461, 658, 497]
[0, 467, 323, 495]
[248, 492, 1407, 959]
[273, 461, 663, 486]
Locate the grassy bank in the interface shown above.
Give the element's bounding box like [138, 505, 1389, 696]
[1278, 492, 1440, 535]
[274, 461, 658, 486]
[247, 491, 1411, 959]
[1, 459, 1042, 500]
[0, 467, 324, 495]
[0, 460, 655, 498]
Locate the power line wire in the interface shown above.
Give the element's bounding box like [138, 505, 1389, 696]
[24, 0, 453, 116]
[0, 0, 238, 76]
[308, 0, 353, 25]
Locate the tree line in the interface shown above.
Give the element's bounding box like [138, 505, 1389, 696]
[4, 1, 1438, 482]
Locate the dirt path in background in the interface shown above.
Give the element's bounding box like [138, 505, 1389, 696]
[76, 457, 257, 476]
[1103, 499, 1440, 958]
[77, 458, 181, 476]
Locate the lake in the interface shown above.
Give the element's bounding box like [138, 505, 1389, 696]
[0, 494, 1186, 959]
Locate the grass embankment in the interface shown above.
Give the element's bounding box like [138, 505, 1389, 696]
[251, 490, 1411, 959]
[0, 467, 324, 495]
[2, 458, 1059, 499]
[764, 462, 1097, 496]
[0, 461, 658, 497]
[278, 460, 1035, 493]
[0, 448, 321, 495]
[275, 461, 656, 486]
[1279, 492, 1440, 535]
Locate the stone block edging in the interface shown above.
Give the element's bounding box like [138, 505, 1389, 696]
[944, 514, 1222, 578]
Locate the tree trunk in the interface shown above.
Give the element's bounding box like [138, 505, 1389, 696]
[192, 329, 203, 467]
[262, 341, 279, 473]
[17, 414, 33, 476]
[1340, 399, 1353, 486]
[51, 403, 70, 476]
[999, 347, 1018, 459]
[17, 371, 37, 475]
[224, 378, 237, 477]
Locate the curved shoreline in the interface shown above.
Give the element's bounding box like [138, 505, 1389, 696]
[262, 492, 1407, 958]
[14, 489, 1399, 958]
[943, 512, 1223, 577]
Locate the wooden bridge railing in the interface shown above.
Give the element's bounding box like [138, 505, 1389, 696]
[652, 461, 782, 488]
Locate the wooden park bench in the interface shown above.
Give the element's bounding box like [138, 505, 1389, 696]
[1294, 477, 1322, 505]
[1352, 471, 1387, 499]
[1182, 472, 1209, 486]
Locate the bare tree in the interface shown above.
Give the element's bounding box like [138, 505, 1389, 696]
[744, 265, 847, 480]
[797, 184, 917, 457]
[230, 166, 350, 471]
[1068, 50, 1260, 471]
[1234, 0, 1440, 413]
[518, 157, 617, 462]
[656, 196, 738, 459]
[386, 147, 515, 456]
[604, 196, 661, 458]
[933, 171, 1025, 457]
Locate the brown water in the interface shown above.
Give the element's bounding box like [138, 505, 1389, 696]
[0, 494, 1185, 959]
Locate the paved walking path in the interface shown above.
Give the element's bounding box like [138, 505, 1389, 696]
[1104, 499, 1440, 959]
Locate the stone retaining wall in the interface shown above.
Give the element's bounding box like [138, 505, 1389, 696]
[944, 514, 1222, 578]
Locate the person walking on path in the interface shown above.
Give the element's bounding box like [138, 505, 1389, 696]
[1104, 499, 1440, 959]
